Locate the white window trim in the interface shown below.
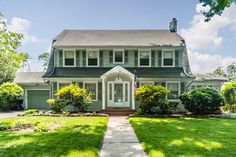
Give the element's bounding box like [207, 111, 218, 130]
[63, 50, 76, 67]
[166, 81, 180, 101]
[83, 81, 98, 101]
[57, 81, 72, 92]
[113, 49, 125, 64]
[86, 49, 99, 67]
[162, 49, 175, 67]
[138, 49, 151, 67]
[25, 89, 50, 109]
[139, 81, 154, 86]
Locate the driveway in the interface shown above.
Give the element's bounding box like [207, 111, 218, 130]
[0, 111, 23, 119]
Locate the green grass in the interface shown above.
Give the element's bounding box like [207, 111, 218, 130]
[130, 117, 236, 157]
[0, 116, 108, 157]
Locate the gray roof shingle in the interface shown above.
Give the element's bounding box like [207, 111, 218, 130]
[14, 72, 46, 84]
[53, 30, 185, 47]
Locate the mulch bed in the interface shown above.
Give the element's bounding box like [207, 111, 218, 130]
[18, 112, 108, 117]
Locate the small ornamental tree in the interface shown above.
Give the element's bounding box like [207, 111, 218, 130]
[135, 84, 170, 114]
[0, 82, 24, 110]
[180, 87, 225, 114]
[55, 84, 92, 112]
[221, 81, 236, 105]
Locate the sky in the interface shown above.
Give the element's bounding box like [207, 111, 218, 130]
[1, 0, 236, 74]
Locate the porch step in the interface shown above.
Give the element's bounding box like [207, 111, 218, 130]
[101, 108, 135, 116]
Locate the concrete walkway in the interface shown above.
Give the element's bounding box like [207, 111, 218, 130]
[100, 116, 147, 157]
[0, 111, 22, 119]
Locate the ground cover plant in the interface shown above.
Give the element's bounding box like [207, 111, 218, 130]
[130, 117, 236, 157]
[0, 116, 108, 157]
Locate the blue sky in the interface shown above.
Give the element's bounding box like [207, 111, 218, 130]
[1, 0, 236, 74]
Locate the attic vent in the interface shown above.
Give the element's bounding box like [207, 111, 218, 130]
[169, 18, 177, 33]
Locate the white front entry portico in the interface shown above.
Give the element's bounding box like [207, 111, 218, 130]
[101, 65, 135, 110]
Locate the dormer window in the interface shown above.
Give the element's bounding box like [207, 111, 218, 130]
[163, 50, 174, 67]
[64, 51, 75, 67]
[87, 50, 99, 67]
[113, 50, 124, 64]
[139, 50, 151, 67]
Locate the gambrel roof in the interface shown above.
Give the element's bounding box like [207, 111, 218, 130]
[53, 30, 186, 47]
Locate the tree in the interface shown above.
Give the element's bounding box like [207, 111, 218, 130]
[199, 0, 235, 22]
[38, 52, 49, 71]
[221, 81, 236, 105]
[0, 82, 24, 111]
[0, 13, 29, 84]
[212, 66, 226, 76]
[227, 62, 236, 80]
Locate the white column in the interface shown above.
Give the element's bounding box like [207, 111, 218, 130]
[132, 76, 135, 110]
[102, 77, 105, 110]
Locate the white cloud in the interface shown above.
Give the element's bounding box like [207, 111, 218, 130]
[7, 17, 42, 44]
[180, 3, 236, 50]
[189, 50, 236, 74]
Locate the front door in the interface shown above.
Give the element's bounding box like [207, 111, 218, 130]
[107, 81, 130, 107]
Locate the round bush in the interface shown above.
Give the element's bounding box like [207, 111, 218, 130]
[180, 87, 225, 114]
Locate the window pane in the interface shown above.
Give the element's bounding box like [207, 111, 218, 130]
[114, 51, 123, 63]
[64, 51, 74, 66]
[140, 51, 150, 66]
[59, 83, 70, 89]
[125, 83, 128, 102]
[163, 51, 173, 66]
[85, 83, 96, 100]
[109, 83, 112, 101]
[167, 83, 179, 99]
[88, 51, 98, 66]
[114, 84, 123, 102]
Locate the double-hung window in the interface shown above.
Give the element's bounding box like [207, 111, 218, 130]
[166, 82, 179, 100]
[64, 51, 75, 66]
[163, 50, 174, 66]
[84, 82, 98, 101]
[87, 50, 99, 67]
[139, 50, 151, 67]
[113, 50, 124, 64]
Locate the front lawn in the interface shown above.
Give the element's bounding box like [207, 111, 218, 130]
[130, 117, 236, 157]
[0, 116, 108, 157]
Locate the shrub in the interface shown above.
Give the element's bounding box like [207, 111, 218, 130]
[0, 82, 23, 111]
[34, 123, 49, 132]
[222, 104, 236, 113]
[135, 84, 170, 114]
[48, 99, 67, 113]
[55, 84, 92, 112]
[14, 119, 33, 129]
[221, 82, 236, 105]
[0, 123, 10, 131]
[24, 109, 39, 115]
[160, 101, 179, 114]
[180, 87, 225, 114]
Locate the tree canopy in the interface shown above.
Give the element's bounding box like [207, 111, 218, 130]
[0, 13, 29, 84]
[199, 0, 235, 21]
[38, 52, 49, 71]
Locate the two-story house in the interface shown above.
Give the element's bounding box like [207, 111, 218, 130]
[15, 19, 194, 112]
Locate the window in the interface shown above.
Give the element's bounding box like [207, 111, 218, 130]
[139, 51, 151, 67]
[64, 51, 75, 66]
[113, 50, 124, 64]
[57, 82, 71, 91]
[163, 51, 174, 66]
[166, 82, 179, 100]
[87, 51, 99, 67]
[139, 81, 154, 86]
[84, 82, 97, 101]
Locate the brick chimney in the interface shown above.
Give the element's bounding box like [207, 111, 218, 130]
[169, 18, 177, 33]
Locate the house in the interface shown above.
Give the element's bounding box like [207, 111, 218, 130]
[189, 76, 228, 92]
[15, 18, 195, 112]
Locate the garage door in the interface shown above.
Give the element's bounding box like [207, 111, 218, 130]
[27, 90, 50, 109]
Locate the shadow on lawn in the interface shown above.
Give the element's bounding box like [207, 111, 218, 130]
[130, 117, 236, 157]
[0, 124, 106, 157]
